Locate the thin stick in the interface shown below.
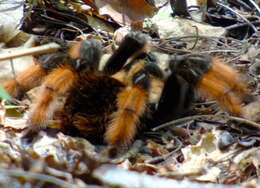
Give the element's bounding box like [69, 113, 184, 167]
[228, 116, 260, 130]
[152, 114, 218, 131]
[200, 49, 242, 54]
[152, 114, 260, 131]
[216, 2, 258, 33]
[248, 0, 260, 15]
[0, 43, 60, 62]
[10, 59, 16, 78]
[189, 26, 199, 50]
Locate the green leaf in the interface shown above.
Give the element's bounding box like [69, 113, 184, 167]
[0, 85, 11, 101]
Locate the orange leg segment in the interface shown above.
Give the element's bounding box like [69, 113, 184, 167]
[28, 65, 78, 128]
[4, 64, 47, 99]
[197, 58, 248, 116]
[105, 86, 148, 145]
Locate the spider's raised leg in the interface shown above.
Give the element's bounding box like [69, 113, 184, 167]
[169, 54, 248, 116]
[103, 32, 161, 145]
[105, 58, 164, 145]
[28, 39, 102, 129]
[103, 32, 149, 75]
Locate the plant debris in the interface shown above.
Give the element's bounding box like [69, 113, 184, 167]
[0, 0, 259, 187]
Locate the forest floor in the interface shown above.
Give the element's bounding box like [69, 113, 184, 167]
[0, 1, 259, 188]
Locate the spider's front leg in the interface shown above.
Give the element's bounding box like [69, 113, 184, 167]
[169, 54, 248, 116]
[105, 58, 164, 145]
[103, 32, 164, 145]
[103, 31, 150, 75]
[4, 52, 70, 100]
[4, 62, 47, 100]
[27, 39, 102, 130]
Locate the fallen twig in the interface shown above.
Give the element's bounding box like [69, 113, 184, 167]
[248, 0, 260, 15]
[216, 2, 258, 33]
[152, 115, 218, 131]
[0, 43, 60, 62]
[152, 114, 260, 131]
[228, 116, 260, 130]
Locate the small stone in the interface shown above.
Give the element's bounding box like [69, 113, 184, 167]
[218, 131, 235, 151]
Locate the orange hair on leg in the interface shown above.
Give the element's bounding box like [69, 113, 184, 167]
[197, 58, 247, 116]
[105, 86, 148, 145]
[28, 65, 78, 129]
[210, 58, 247, 95]
[4, 64, 47, 98]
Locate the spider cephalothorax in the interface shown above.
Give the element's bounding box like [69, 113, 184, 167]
[4, 32, 249, 146]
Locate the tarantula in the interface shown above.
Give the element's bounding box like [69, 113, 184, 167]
[4, 32, 248, 146]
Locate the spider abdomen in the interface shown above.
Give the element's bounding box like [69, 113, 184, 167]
[62, 72, 125, 141]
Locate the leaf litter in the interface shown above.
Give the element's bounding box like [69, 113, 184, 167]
[0, 0, 259, 187]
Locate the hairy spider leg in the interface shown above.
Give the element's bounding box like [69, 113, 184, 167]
[27, 39, 102, 128]
[103, 31, 149, 75]
[197, 58, 247, 116]
[4, 51, 71, 100]
[105, 59, 164, 145]
[4, 63, 47, 99]
[169, 54, 248, 117]
[28, 64, 78, 128]
[104, 31, 163, 145]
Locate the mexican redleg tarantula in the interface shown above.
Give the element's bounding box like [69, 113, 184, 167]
[4, 32, 248, 146]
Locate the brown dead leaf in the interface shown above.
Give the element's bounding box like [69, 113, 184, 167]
[91, 0, 158, 25]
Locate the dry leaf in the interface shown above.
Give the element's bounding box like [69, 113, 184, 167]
[91, 0, 158, 25]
